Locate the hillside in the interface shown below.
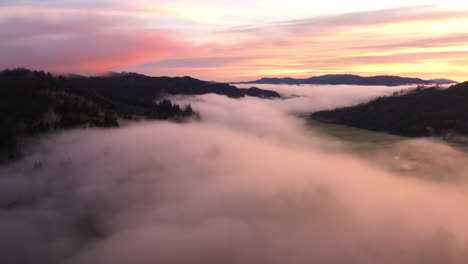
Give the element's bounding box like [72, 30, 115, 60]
[0, 69, 279, 159]
[311, 82, 468, 141]
[106, 72, 280, 98]
[238, 74, 457, 86]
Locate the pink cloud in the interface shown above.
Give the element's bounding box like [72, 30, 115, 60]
[0, 15, 190, 73]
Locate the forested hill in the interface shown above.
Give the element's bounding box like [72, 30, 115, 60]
[105, 72, 280, 98]
[0, 68, 279, 159]
[311, 82, 468, 141]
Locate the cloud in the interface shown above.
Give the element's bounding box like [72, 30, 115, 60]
[351, 34, 468, 50]
[201, 6, 468, 82]
[295, 51, 468, 68]
[219, 6, 468, 35]
[277, 6, 467, 32]
[140, 57, 246, 68]
[2, 85, 468, 263]
[1, 2, 468, 81]
[0, 14, 190, 72]
[0, 0, 115, 8]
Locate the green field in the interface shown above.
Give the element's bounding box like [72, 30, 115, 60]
[308, 119, 406, 145]
[308, 119, 468, 152]
[307, 120, 468, 181]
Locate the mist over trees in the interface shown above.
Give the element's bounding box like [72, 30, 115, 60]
[0, 68, 282, 160]
[0, 69, 197, 159]
[2, 97, 468, 264]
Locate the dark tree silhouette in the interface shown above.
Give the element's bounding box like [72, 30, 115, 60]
[312, 82, 468, 141]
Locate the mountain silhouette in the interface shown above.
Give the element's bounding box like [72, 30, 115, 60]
[238, 74, 457, 86]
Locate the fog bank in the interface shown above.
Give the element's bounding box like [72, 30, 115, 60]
[1, 85, 468, 264]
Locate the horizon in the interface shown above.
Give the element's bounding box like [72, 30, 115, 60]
[1, 1, 467, 82]
[2, 67, 459, 84]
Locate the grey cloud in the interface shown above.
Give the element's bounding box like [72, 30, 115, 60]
[141, 57, 246, 68]
[219, 6, 468, 35]
[0, 14, 185, 72]
[0, 0, 114, 8]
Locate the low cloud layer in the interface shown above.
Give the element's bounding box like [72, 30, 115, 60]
[1, 85, 468, 264]
[235, 83, 414, 113]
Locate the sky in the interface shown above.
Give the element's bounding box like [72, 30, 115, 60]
[1, 0, 467, 81]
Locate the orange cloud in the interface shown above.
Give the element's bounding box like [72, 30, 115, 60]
[1, 4, 467, 82]
[184, 7, 468, 81]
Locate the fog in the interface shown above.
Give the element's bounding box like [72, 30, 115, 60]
[1, 84, 468, 264]
[235, 83, 416, 113]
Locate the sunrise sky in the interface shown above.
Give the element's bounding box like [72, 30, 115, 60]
[1, 0, 467, 81]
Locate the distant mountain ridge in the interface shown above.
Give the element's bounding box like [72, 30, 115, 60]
[237, 74, 457, 86]
[426, 78, 457, 85]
